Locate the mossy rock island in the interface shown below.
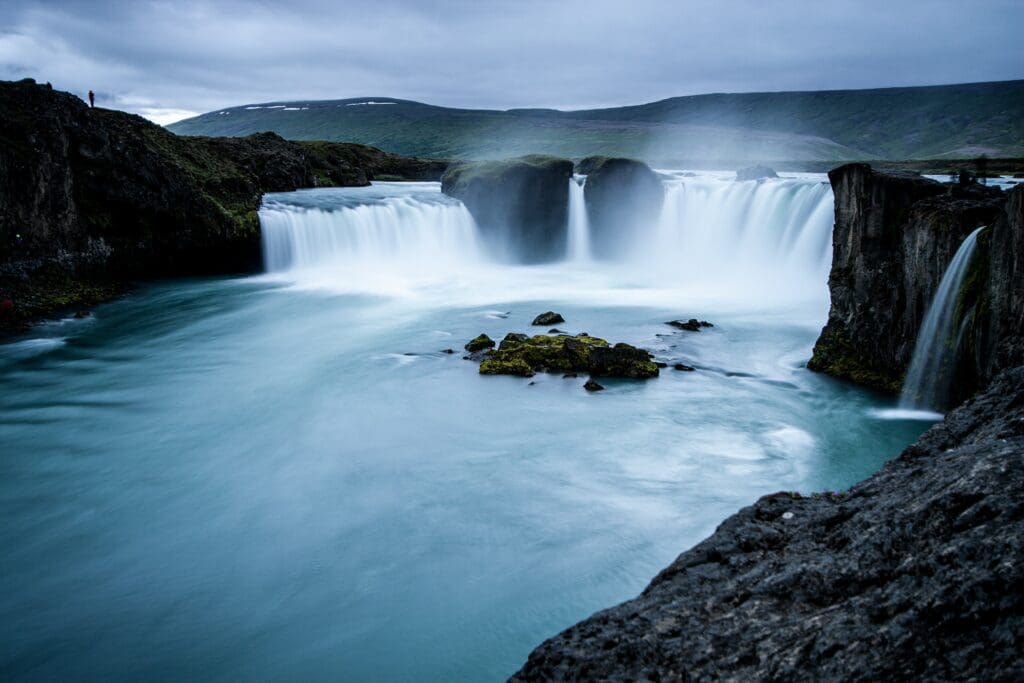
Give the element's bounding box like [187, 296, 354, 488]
[577, 156, 664, 260]
[471, 332, 659, 379]
[440, 155, 574, 262]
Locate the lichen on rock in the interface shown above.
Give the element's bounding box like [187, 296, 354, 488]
[471, 332, 659, 379]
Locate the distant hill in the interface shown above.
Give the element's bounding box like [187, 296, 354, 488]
[169, 80, 1024, 161]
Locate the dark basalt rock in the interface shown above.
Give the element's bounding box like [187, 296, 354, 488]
[0, 79, 444, 335]
[532, 311, 565, 326]
[673, 363, 695, 371]
[666, 318, 713, 332]
[808, 163, 1016, 402]
[588, 344, 660, 379]
[440, 155, 574, 263]
[512, 365, 1024, 682]
[464, 334, 495, 352]
[579, 156, 664, 260]
[735, 164, 779, 181]
[583, 379, 604, 392]
[472, 333, 659, 379]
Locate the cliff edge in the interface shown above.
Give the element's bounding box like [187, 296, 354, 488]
[808, 164, 1017, 402]
[0, 79, 445, 333]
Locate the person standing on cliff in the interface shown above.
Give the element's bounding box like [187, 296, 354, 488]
[88, 90, 95, 108]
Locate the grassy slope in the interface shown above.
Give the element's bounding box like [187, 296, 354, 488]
[169, 81, 1024, 161]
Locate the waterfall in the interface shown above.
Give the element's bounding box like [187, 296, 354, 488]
[566, 175, 591, 262]
[257, 175, 835, 303]
[642, 175, 835, 298]
[259, 184, 482, 293]
[899, 226, 985, 412]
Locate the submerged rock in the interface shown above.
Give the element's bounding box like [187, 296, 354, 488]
[583, 379, 604, 392]
[673, 362, 695, 371]
[666, 318, 713, 332]
[464, 334, 495, 352]
[440, 155, 574, 263]
[735, 165, 778, 181]
[532, 311, 565, 326]
[579, 156, 664, 260]
[471, 332, 659, 379]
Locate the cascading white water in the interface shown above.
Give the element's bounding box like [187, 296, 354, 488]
[566, 175, 591, 262]
[640, 174, 835, 299]
[258, 175, 835, 305]
[899, 226, 985, 412]
[259, 184, 482, 294]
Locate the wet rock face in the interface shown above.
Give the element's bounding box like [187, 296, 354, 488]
[0, 78, 443, 334]
[440, 155, 574, 263]
[512, 365, 1024, 682]
[808, 163, 1011, 399]
[531, 311, 565, 326]
[578, 156, 664, 260]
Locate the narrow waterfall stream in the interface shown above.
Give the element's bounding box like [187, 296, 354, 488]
[899, 226, 986, 414]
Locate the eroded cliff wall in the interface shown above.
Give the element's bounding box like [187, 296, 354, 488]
[808, 163, 1013, 402]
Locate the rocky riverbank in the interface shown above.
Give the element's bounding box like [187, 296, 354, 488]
[0, 79, 445, 334]
[512, 364, 1024, 681]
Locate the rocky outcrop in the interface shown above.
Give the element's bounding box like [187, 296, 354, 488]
[532, 311, 565, 326]
[441, 155, 574, 262]
[808, 163, 1010, 398]
[578, 156, 664, 260]
[735, 164, 778, 181]
[0, 78, 444, 334]
[470, 332, 659, 379]
[512, 364, 1024, 681]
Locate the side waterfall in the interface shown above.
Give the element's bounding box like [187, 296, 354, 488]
[899, 226, 986, 412]
[566, 175, 591, 262]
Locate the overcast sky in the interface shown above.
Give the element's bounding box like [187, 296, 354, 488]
[2, 0, 1022, 124]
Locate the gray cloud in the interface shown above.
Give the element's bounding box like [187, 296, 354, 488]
[2, 0, 1022, 124]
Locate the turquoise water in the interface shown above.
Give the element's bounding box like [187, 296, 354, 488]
[0, 180, 928, 681]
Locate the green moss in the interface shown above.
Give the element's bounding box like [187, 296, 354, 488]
[479, 358, 535, 377]
[808, 322, 902, 393]
[474, 332, 658, 379]
[486, 333, 608, 373]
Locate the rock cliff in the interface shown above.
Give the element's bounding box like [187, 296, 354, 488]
[441, 155, 574, 262]
[0, 78, 445, 333]
[577, 156, 664, 260]
[512, 364, 1024, 681]
[808, 163, 1012, 400]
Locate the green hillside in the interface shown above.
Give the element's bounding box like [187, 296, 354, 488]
[169, 80, 1024, 161]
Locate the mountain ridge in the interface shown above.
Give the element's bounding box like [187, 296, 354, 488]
[169, 80, 1024, 161]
